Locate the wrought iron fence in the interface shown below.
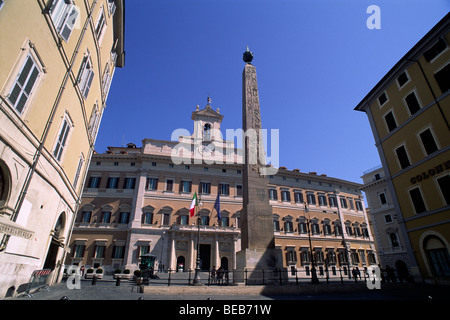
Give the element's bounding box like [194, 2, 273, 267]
[136, 266, 412, 287]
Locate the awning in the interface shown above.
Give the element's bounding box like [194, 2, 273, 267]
[0, 215, 34, 240]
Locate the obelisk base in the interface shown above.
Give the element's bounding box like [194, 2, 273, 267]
[234, 248, 284, 284]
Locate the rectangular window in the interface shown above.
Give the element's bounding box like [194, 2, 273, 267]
[49, 0, 79, 42]
[220, 217, 229, 227]
[123, 178, 136, 189]
[74, 245, 85, 258]
[180, 215, 188, 225]
[298, 222, 307, 234]
[101, 212, 111, 223]
[200, 216, 209, 226]
[311, 223, 320, 234]
[395, 145, 411, 169]
[405, 92, 421, 115]
[219, 183, 229, 196]
[119, 212, 129, 224]
[94, 245, 105, 259]
[340, 197, 347, 209]
[268, 188, 278, 200]
[397, 71, 409, 87]
[180, 180, 191, 193]
[318, 194, 327, 206]
[378, 92, 387, 106]
[101, 63, 112, 98]
[88, 176, 101, 188]
[384, 214, 392, 223]
[95, 8, 107, 42]
[307, 193, 316, 205]
[88, 103, 101, 139]
[355, 200, 364, 211]
[434, 63, 450, 93]
[236, 185, 243, 196]
[146, 178, 158, 190]
[348, 198, 355, 210]
[384, 112, 397, 132]
[77, 53, 95, 99]
[53, 117, 71, 161]
[143, 212, 153, 225]
[437, 175, 450, 205]
[281, 190, 291, 202]
[166, 179, 173, 191]
[424, 38, 447, 62]
[73, 153, 84, 189]
[284, 221, 293, 233]
[273, 220, 280, 232]
[409, 187, 427, 214]
[112, 246, 125, 259]
[294, 191, 304, 203]
[200, 182, 211, 194]
[106, 177, 119, 189]
[81, 211, 91, 223]
[328, 195, 337, 207]
[8, 55, 41, 114]
[419, 128, 438, 155]
[379, 192, 387, 205]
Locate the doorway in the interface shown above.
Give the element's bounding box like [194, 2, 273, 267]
[199, 244, 211, 270]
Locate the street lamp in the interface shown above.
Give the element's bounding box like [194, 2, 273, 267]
[305, 202, 319, 284]
[192, 195, 203, 286]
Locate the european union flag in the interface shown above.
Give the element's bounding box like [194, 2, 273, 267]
[214, 193, 221, 222]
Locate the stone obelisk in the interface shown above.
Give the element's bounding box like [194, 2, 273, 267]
[235, 47, 282, 283]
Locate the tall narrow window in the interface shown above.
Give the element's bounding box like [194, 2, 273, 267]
[434, 63, 450, 93]
[384, 111, 397, 132]
[268, 188, 278, 200]
[203, 123, 211, 141]
[49, 0, 79, 42]
[8, 55, 41, 114]
[53, 116, 72, 162]
[219, 183, 229, 196]
[78, 53, 95, 99]
[123, 178, 136, 189]
[395, 145, 411, 169]
[405, 92, 421, 115]
[419, 128, 438, 155]
[200, 182, 211, 194]
[88, 103, 101, 139]
[166, 179, 173, 191]
[424, 38, 447, 62]
[73, 153, 85, 189]
[146, 178, 158, 191]
[437, 175, 450, 205]
[409, 187, 427, 214]
[95, 7, 107, 42]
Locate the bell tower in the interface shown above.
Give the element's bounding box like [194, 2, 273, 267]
[191, 97, 224, 143]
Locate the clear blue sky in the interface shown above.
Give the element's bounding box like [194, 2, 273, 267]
[96, 0, 449, 184]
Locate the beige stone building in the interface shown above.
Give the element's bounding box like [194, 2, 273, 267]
[0, 0, 125, 297]
[67, 101, 377, 280]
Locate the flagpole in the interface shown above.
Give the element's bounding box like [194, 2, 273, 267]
[193, 192, 202, 285]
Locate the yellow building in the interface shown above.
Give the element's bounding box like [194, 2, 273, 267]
[0, 0, 124, 297]
[355, 13, 450, 284]
[67, 101, 377, 282]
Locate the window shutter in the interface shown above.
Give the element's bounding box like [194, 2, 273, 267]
[83, 70, 94, 98]
[60, 5, 79, 41]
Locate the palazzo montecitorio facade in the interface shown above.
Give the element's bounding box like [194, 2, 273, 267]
[66, 101, 378, 280]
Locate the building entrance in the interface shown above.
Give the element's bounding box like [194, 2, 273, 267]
[199, 244, 211, 270]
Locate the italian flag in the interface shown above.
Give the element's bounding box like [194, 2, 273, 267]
[189, 192, 198, 217]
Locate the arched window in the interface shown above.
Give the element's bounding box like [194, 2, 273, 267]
[424, 236, 450, 277]
[390, 233, 400, 247]
[203, 123, 211, 141]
